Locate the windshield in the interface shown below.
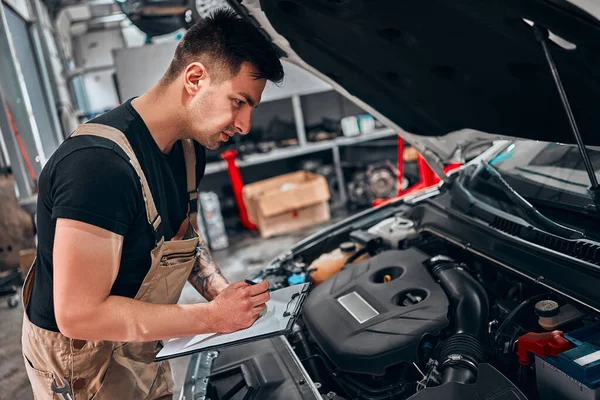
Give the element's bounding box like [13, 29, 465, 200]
[483, 140, 600, 211]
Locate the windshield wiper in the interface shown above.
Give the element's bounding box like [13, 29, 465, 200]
[449, 163, 585, 240]
[481, 161, 584, 240]
[533, 24, 600, 209]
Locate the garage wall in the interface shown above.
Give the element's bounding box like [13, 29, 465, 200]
[0, 0, 79, 197]
[73, 29, 125, 116]
[122, 23, 148, 48]
[4, 5, 59, 158]
[0, 4, 45, 178]
[75, 29, 124, 69]
[54, 4, 90, 65]
[37, 0, 78, 137]
[113, 40, 177, 102]
[73, 24, 187, 116]
[82, 69, 119, 112]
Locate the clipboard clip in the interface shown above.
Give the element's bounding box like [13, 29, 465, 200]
[283, 293, 300, 317]
[283, 283, 310, 318]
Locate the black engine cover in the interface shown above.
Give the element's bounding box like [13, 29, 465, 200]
[303, 249, 449, 375]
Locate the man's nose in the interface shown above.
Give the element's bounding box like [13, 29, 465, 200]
[233, 109, 252, 135]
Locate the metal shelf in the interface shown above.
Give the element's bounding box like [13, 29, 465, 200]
[204, 162, 227, 175]
[204, 128, 397, 175]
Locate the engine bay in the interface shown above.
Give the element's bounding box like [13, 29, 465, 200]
[257, 207, 600, 400]
[186, 203, 600, 400]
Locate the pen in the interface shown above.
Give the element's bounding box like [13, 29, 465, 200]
[244, 279, 277, 292]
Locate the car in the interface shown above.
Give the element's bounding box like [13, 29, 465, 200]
[181, 1, 600, 399]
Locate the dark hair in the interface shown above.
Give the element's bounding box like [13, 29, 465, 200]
[162, 8, 284, 84]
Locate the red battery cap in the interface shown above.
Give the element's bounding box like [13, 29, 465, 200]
[517, 330, 573, 366]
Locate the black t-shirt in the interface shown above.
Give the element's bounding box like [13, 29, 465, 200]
[27, 99, 206, 332]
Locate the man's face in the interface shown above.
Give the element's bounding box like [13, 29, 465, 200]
[184, 62, 267, 150]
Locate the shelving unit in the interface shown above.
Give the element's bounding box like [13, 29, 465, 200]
[205, 127, 397, 204]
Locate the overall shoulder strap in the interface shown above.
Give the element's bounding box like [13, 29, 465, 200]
[71, 123, 162, 241]
[181, 139, 198, 219]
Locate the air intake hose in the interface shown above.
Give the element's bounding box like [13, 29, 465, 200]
[429, 257, 489, 384]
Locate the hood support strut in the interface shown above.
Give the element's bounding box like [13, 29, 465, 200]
[533, 24, 600, 208]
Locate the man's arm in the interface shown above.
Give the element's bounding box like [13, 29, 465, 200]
[181, 214, 229, 301]
[53, 218, 269, 342]
[188, 235, 229, 301]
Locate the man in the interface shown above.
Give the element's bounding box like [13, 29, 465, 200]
[21, 9, 284, 399]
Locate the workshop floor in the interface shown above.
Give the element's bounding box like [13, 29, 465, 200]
[0, 216, 342, 400]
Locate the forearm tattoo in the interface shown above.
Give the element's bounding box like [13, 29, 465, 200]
[189, 238, 228, 301]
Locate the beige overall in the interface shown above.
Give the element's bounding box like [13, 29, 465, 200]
[21, 124, 200, 399]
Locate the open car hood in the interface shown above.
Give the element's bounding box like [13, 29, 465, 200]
[232, 0, 600, 177]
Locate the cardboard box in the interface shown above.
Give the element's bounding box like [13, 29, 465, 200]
[243, 171, 331, 238]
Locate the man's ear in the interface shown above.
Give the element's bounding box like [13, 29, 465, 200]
[184, 62, 209, 96]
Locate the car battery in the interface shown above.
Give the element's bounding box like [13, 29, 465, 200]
[198, 191, 229, 251]
[535, 322, 600, 400]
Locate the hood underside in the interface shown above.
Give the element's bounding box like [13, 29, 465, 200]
[249, 0, 600, 147]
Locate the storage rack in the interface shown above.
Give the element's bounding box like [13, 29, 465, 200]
[205, 127, 397, 204]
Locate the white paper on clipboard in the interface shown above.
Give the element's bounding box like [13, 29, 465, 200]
[155, 283, 309, 361]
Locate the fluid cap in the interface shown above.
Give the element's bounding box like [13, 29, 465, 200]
[288, 274, 306, 285]
[535, 300, 560, 318]
[339, 242, 357, 253]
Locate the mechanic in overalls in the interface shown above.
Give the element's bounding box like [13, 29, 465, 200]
[21, 9, 284, 399]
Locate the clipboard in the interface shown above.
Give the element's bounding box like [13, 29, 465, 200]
[155, 283, 310, 361]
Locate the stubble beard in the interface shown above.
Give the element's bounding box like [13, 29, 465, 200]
[205, 135, 221, 150]
[185, 92, 222, 150]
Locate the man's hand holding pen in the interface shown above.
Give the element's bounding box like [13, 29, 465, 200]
[205, 280, 270, 333]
